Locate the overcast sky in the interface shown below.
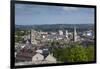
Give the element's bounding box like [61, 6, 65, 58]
[15, 4, 94, 25]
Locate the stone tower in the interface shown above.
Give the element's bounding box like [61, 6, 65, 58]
[73, 26, 77, 42]
[30, 29, 37, 44]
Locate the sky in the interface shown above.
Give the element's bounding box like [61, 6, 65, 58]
[15, 4, 94, 25]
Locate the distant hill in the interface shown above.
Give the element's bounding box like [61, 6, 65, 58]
[15, 24, 94, 32]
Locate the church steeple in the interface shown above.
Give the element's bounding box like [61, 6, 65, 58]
[73, 25, 77, 42]
[30, 29, 31, 44]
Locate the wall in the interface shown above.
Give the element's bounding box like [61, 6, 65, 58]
[0, 0, 100, 69]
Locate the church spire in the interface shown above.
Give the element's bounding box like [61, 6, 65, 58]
[73, 25, 77, 42]
[30, 29, 31, 44]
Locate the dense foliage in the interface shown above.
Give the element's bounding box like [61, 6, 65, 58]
[52, 43, 94, 63]
[15, 30, 30, 42]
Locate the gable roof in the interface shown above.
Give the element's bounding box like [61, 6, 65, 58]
[45, 54, 56, 62]
[32, 53, 44, 62]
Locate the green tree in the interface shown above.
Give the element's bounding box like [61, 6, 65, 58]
[68, 45, 88, 62]
[53, 43, 94, 63]
[86, 46, 94, 61]
[15, 36, 23, 43]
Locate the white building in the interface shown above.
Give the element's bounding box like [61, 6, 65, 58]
[32, 53, 44, 62]
[66, 30, 68, 36]
[59, 30, 63, 35]
[86, 31, 93, 36]
[32, 52, 57, 64]
[42, 35, 46, 38]
[73, 26, 77, 42]
[36, 49, 43, 54]
[45, 54, 56, 63]
[65, 30, 69, 39]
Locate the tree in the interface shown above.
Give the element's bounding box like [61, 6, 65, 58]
[15, 36, 23, 43]
[52, 43, 94, 63]
[86, 46, 94, 61]
[67, 45, 88, 62]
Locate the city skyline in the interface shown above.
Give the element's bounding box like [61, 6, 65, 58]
[15, 4, 94, 25]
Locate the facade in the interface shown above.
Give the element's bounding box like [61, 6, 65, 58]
[65, 30, 69, 39]
[30, 29, 37, 44]
[15, 43, 36, 62]
[73, 26, 77, 42]
[32, 53, 44, 62]
[45, 54, 56, 63]
[32, 53, 57, 64]
[59, 30, 63, 35]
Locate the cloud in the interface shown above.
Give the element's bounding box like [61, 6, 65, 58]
[62, 7, 79, 11]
